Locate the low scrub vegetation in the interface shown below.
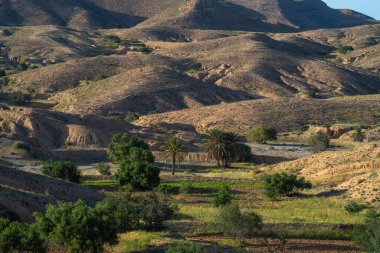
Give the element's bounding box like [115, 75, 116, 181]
[213, 185, 233, 207]
[246, 125, 277, 144]
[353, 211, 380, 252]
[345, 201, 368, 214]
[263, 173, 312, 199]
[41, 160, 81, 183]
[309, 131, 330, 152]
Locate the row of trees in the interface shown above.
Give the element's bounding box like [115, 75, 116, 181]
[0, 193, 177, 253]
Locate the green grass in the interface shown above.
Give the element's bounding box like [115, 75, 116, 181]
[81, 180, 118, 187]
[111, 231, 180, 253]
[161, 181, 261, 189]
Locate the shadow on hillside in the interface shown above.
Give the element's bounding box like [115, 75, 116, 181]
[296, 189, 347, 198]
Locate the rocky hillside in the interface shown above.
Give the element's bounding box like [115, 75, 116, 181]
[0, 0, 377, 30]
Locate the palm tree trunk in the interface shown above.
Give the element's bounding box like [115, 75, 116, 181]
[172, 153, 176, 175]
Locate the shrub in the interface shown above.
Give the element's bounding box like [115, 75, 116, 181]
[246, 125, 277, 144]
[108, 133, 154, 163]
[263, 173, 312, 199]
[353, 211, 380, 252]
[139, 192, 177, 230]
[309, 131, 330, 152]
[0, 121, 11, 133]
[179, 182, 195, 194]
[138, 46, 152, 54]
[0, 218, 46, 253]
[117, 159, 160, 189]
[337, 45, 354, 54]
[344, 201, 367, 214]
[96, 162, 112, 175]
[95, 194, 141, 231]
[166, 244, 206, 253]
[213, 185, 233, 207]
[10, 92, 31, 105]
[26, 84, 36, 93]
[216, 204, 262, 244]
[157, 184, 180, 195]
[124, 112, 140, 123]
[34, 200, 118, 253]
[103, 35, 121, 44]
[0, 69, 5, 77]
[12, 141, 30, 151]
[41, 160, 81, 183]
[229, 142, 252, 162]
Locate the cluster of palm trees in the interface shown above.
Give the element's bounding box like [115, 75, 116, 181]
[160, 129, 243, 175]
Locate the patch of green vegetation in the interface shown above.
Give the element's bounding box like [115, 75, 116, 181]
[81, 180, 118, 187]
[161, 181, 261, 189]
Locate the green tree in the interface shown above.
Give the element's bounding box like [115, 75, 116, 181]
[108, 133, 153, 163]
[0, 218, 46, 253]
[95, 194, 141, 231]
[139, 192, 177, 230]
[117, 154, 160, 189]
[216, 204, 262, 244]
[263, 173, 312, 199]
[213, 185, 233, 207]
[246, 125, 277, 144]
[309, 131, 330, 152]
[353, 211, 380, 252]
[41, 160, 81, 183]
[34, 200, 118, 253]
[160, 135, 187, 175]
[352, 127, 366, 143]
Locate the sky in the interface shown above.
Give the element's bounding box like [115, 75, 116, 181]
[322, 0, 380, 20]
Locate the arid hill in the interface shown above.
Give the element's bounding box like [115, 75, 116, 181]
[0, 165, 103, 222]
[135, 96, 380, 133]
[0, 0, 377, 30]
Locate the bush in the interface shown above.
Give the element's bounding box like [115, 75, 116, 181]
[216, 204, 262, 244]
[124, 112, 140, 123]
[41, 160, 81, 183]
[12, 141, 30, 151]
[10, 92, 31, 105]
[139, 192, 177, 230]
[108, 133, 154, 163]
[157, 184, 180, 195]
[166, 244, 206, 253]
[337, 45, 354, 54]
[263, 173, 312, 199]
[0, 121, 11, 133]
[228, 142, 252, 162]
[95, 194, 141, 231]
[246, 125, 277, 144]
[344, 201, 367, 214]
[0, 69, 5, 77]
[179, 182, 195, 194]
[26, 84, 36, 93]
[103, 35, 121, 44]
[138, 46, 152, 54]
[34, 200, 118, 253]
[117, 159, 160, 189]
[96, 162, 111, 175]
[353, 211, 380, 252]
[213, 185, 233, 207]
[309, 131, 330, 152]
[0, 218, 46, 253]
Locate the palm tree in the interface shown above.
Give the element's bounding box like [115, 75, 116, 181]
[160, 135, 187, 175]
[352, 127, 366, 142]
[202, 129, 229, 167]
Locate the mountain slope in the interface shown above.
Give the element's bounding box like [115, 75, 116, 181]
[0, 0, 377, 30]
